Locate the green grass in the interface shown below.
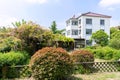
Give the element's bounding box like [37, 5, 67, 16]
[74, 72, 120, 80]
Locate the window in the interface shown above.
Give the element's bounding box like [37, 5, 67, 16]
[86, 18, 92, 25]
[79, 30, 81, 34]
[67, 30, 70, 35]
[66, 21, 70, 26]
[72, 21, 78, 25]
[86, 29, 92, 35]
[79, 19, 81, 24]
[100, 19, 105, 25]
[86, 40, 92, 46]
[72, 29, 78, 35]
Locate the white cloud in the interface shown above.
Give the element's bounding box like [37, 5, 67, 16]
[99, 0, 120, 7]
[0, 15, 18, 27]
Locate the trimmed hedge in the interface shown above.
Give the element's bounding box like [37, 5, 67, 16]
[30, 47, 73, 80]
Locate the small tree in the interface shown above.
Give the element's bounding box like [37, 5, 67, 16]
[49, 21, 65, 34]
[91, 30, 109, 46]
[110, 27, 118, 35]
[109, 31, 120, 49]
[49, 21, 57, 34]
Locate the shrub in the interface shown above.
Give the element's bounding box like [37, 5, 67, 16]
[71, 50, 94, 62]
[30, 47, 73, 80]
[71, 50, 94, 74]
[112, 50, 120, 60]
[0, 51, 29, 79]
[91, 47, 115, 60]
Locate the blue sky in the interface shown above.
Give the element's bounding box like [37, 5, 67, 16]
[0, 0, 120, 29]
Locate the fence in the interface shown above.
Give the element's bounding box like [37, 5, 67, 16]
[76, 61, 120, 72]
[0, 61, 120, 79]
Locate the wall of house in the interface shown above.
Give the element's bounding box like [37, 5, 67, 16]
[66, 15, 110, 46]
[78, 16, 110, 40]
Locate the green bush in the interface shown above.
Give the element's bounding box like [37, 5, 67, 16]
[71, 50, 94, 74]
[85, 46, 120, 60]
[30, 47, 73, 80]
[0, 51, 29, 79]
[91, 47, 115, 60]
[112, 50, 120, 60]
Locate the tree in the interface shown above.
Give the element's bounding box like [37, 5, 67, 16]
[12, 19, 26, 28]
[14, 21, 46, 55]
[111, 31, 120, 39]
[91, 30, 109, 46]
[109, 31, 120, 49]
[110, 27, 118, 35]
[109, 38, 120, 49]
[110, 27, 118, 38]
[49, 21, 65, 34]
[49, 21, 57, 34]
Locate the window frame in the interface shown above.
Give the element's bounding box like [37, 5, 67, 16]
[100, 19, 105, 25]
[72, 21, 78, 25]
[72, 29, 78, 35]
[86, 18, 92, 25]
[86, 29, 92, 35]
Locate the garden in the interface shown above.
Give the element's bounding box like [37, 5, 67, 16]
[0, 20, 120, 80]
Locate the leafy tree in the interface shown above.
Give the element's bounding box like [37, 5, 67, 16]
[14, 21, 46, 55]
[91, 30, 109, 46]
[109, 38, 120, 49]
[49, 21, 65, 34]
[110, 27, 118, 35]
[111, 31, 120, 39]
[12, 19, 26, 28]
[109, 31, 120, 49]
[49, 21, 57, 34]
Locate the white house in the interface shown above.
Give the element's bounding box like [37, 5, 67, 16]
[65, 12, 111, 48]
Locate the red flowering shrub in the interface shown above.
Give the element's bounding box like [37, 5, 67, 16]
[71, 50, 94, 74]
[30, 47, 73, 80]
[71, 50, 94, 62]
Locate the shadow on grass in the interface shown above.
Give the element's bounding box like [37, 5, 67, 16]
[67, 76, 83, 80]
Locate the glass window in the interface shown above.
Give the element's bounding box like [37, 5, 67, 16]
[86, 29, 92, 35]
[79, 19, 81, 24]
[79, 30, 81, 34]
[72, 21, 78, 25]
[86, 18, 92, 25]
[100, 20, 105, 25]
[67, 30, 70, 35]
[66, 21, 70, 26]
[86, 40, 92, 46]
[72, 29, 78, 35]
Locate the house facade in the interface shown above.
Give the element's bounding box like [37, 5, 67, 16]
[65, 12, 111, 48]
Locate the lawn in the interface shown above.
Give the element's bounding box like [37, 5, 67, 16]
[74, 72, 120, 80]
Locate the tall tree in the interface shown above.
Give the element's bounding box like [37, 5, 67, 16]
[91, 30, 109, 46]
[49, 21, 57, 34]
[49, 21, 65, 34]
